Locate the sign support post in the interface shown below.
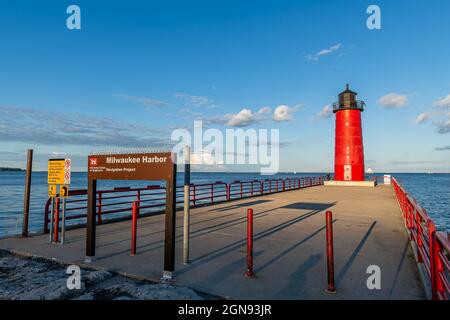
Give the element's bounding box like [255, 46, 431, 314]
[86, 178, 97, 261]
[183, 146, 191, 265]
[163, 158, 177, 280]
[49, 198, 54, 243]
[61, 198, 66, 245]
[47, 158, 71, 244]
[85, 151, 177, 278]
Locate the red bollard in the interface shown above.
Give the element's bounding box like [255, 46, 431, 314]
[325, 211, 336, 293]
[53, 197, 60, 243]
[245, 208, 254, 277]
[131, 201, 139, 256]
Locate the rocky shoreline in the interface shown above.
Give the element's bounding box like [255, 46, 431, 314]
[0, 250, 203, 300]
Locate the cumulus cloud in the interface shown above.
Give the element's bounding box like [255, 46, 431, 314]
[415, 109, 450, 134]
[273, 105, 298, 122]
[378, 93, 408, 108]
[306, 43, 342, 61]
[415, 112, 430, 124]
[190, 150, 224, 166]
[0, 106, 170, 148]
[116, 94, 170, 107]
[317, 104, 333, 119]
[197, 104, 299, 127]
[226, 107, 271, 127]
[434, 94, 450, 108]
[437, 118, 450, 134]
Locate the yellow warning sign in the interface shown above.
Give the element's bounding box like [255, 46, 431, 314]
[48, 185, 57, 198]
[60, 185, 69, 198]
[48, 159, 71, 185]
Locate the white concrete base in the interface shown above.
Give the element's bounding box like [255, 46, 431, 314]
[324, 180, 376, 187]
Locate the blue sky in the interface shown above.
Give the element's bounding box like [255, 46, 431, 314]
[0, 0, 449, 172]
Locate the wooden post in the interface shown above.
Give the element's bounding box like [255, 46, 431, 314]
[183, 146, 191, 265]
[22, 149, 33, 237]
[163, 160, 177, 279]
[85, 179, 97, 261]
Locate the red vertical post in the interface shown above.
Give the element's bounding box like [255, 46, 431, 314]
[430, 227, 444, 300]
[53, 197, 60, 242]
[245, 208, 254, 278]
[416, 209, 423, 263]
[325, 211, 336, 293]
[131, 201, 139, 256]
[428, 220, 437, 299]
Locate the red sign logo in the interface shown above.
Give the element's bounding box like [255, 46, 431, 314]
[90, 158, 98, 166]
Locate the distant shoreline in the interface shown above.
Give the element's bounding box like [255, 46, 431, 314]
[0, 167, 24, 172]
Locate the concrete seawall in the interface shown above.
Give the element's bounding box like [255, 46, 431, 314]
[0, 185, 426, 300]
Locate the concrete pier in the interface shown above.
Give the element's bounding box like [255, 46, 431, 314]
[0, 185, 426, 299]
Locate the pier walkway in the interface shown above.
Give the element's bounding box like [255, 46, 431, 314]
[0, 185, 426, 299]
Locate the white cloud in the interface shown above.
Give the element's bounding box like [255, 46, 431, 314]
[174, 93, 215, 108]
[414, 112, 430, 124]
[306, 43, 342, 61]
[273, 105, 296, 122]
[227, 109, 254, 127]
[0, 106, 170, 147]
[116, 94, 170, 107]
[378, 93, 408, 108]
[317, 104, 333, 119]
[200, 104, 299, 127]
[191, 150, 224, 166]
[434, 94, 450, 108]
[226, 107, 270, 127]
[437, 118, 450, 134]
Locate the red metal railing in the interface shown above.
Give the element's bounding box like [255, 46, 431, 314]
[44, 175, 327, 233]
[392, 177, 450, 300]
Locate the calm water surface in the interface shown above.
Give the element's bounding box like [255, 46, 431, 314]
[0, 172, 448, 237]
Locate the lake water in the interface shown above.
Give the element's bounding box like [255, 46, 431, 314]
[0, 172, 449, 237]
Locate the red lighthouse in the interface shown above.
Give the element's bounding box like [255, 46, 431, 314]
[333, 84, 366, 182]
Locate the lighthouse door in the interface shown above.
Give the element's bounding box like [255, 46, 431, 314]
[344, 165, 352, 181]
